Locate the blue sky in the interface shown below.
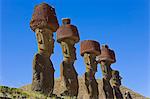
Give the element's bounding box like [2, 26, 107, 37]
[0, 0, 149, 97]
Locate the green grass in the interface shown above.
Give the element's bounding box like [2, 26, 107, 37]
[0, 85, 77, 99]
[0, 86, 51, 98]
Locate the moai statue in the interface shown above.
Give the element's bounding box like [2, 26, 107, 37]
[56, 18, 80, 97]
[80, 40, 101, 99]
[96, 45, 115, 99]
[111, 70, 123, 99]
[30, 3, 59, 96]
[124, 91, 132, 99]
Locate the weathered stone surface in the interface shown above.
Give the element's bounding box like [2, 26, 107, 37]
[60, 61, 79, 97]
[32, 53, 55, 96]
[30, 3, 59, 32]
[100, 61, 112, 81]
[56, 18, 80, 43]
[111, 70, 123, 99]
[84, 73, 99, 99]
[35, 28, 54, 55]
[31, 28, 55, 96]
[57, 18, 80, 97]
[59, 39, 79, 97]
[111, 70, 122, 87]
[97, 45, 116, 64]
[125, 91, 133, 99]
[100, 61, 114, 99]
[80, 40, 100, 99]
[102, 78, 114, 99]
[80, 40, 101, 56]
[30, 3, 58, 96]
[97, 45, 116, 99]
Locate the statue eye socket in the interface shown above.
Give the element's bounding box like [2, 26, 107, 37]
[62, 45, 68, 54]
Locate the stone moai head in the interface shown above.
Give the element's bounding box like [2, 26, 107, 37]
[96, 45, 116, 80]
[56, 18, 80, 62]
[97, 45, 116, 64]
[80, 40, 101, 73]
[111, 70, 122, 87]
[30, 3, 59, 57]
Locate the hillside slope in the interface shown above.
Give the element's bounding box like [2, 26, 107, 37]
[20, 77, 147, 99]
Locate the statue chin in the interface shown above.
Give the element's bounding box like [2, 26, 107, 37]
[39, 49, 53, 57]
[63, 56, 75, 63]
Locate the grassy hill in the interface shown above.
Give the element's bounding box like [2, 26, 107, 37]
[0, 77, 148, 99]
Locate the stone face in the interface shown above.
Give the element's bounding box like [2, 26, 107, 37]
[100, 61, 112, 80]
[97, 45, 116, 63]
[60, 41, 77, 60]
[56, 18, 80, 43]
[111, 70, 122, 87]
[80, 40, 101, 56]
[35, 28, 54, 55]
[30, 3, 59, 32]
[57, 18, 80, 97]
